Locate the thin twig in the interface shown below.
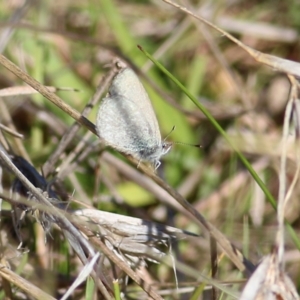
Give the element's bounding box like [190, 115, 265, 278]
[163, 0, 300, 78]
[0, 54, 96, 135]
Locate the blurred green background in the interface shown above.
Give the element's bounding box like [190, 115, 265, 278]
[1, 0, 300, 298]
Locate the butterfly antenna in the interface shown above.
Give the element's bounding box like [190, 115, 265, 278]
[173, 141, 202, 148]
[164, 126, 201, 148]
[163, 125, 176, 141]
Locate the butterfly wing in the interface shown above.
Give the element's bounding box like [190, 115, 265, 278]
[96, 68, 162, 161]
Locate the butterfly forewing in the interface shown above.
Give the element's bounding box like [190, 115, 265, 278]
[96, 68, 163, 161]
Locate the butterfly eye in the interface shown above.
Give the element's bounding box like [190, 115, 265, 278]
[161, 142, 172, 155]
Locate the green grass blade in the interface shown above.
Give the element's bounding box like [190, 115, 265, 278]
[138, 45, 300, 250]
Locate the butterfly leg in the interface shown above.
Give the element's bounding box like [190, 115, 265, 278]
[137, 159, 142, 169]
[154, 160, 161, 170]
